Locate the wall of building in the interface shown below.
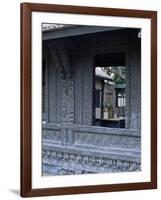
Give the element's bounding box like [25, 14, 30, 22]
[95, 79, 116, 120]
[43, 29, 141, 128]
[129, 37, 141, 129]
[42, 28, 141, 174]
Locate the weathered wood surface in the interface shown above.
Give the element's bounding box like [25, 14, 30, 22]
[42, 29, 141, 175]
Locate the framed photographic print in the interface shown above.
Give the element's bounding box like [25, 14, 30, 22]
[20, 3, 157, 197]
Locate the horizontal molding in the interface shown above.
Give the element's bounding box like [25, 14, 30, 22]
[43, 144, 141, 162]
[43, 26, 123, 40]
[43, 123, 140, 137]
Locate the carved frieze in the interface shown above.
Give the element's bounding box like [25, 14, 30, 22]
[42, 149, 141, 175]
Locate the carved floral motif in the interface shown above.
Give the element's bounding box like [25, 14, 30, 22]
[42, 149, 141, 173]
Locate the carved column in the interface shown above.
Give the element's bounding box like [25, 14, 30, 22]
[47, 40, 74, 124]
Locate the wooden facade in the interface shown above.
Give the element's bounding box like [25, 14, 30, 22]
[42, 27, 141, 175]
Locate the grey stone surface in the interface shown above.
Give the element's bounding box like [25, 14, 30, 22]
[43, 123, 141, 151]
[42, 146, 141, 175]
[42, 123, 141, 174]
[42, 28, 141, 175]
[73, 131, 140, 150]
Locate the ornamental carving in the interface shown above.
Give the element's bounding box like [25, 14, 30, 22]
[42, 149, 141, 173]
[47, 40, 74, 124]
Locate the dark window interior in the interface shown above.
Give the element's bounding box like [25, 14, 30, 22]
[95, 52, 125, 66]
[95, 89, 101, 107]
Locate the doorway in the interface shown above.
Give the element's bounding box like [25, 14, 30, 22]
[94, 52, 126, 128]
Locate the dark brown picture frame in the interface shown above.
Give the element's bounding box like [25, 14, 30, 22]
[21, 2, 157, 197]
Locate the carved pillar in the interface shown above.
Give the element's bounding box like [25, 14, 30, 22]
[129, 37, 141, 130]
[47, 40, 74, 124]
